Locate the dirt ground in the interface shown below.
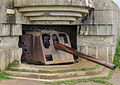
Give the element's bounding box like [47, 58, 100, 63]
[0, 68, 119, 85]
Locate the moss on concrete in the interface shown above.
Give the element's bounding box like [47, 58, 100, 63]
[45, 77, 113, 85]
[0, 72, 14, 81]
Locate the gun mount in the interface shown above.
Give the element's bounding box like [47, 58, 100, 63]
[20, 31, 116, 70]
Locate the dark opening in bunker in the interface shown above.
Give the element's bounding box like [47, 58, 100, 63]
[45, 55, 53, 61]
[52, 34, 59, 44]
[42, 34, 50, 48]
[59, 34, 68, 43]
[19, 25, 78, 64]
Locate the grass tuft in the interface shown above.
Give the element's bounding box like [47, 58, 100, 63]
[89, 78, 113, 85]
[8, 61, 19, 67]
[81, 68, 87, 71]
[0, 61, 18, 81]
[7, 64, 98, 74]
[93, 64, 99, 70]
[6, 61, 19, 70]
[0, 72, 14, 81]
[113, 55, 120, 69]
[105, 70, 114, 79]
[45, 79, 89, 85]
[114, 38, 120, 69]
[45, 77, 113, 85]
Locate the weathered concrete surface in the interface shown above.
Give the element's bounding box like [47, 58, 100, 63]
[77, 0, 120, 63]
[0, 0, 14, 23]
[0, 36, 19, 48]
[93, 0, 120, 41]
[14, 0, 94, 8]
[0, 0, 7, 23]
[5, 61, 106, 81]
[12, 24, 22, 36]
[9, 61, 97, 71]
[0, 48, 22, 71]
[0, 24, 22, 36]
[14, 0, 94, 25]
[1, 69, 120, 85]
[0, 50, 5, 71]
[6, 67, 109, 82]
[0, 0, 119, 76]
[93, 0, 119, 10]
[0, 24, 10, 36]
[0, 80, 105, 85]
[75, 82, 105, 85]
[0, 0, 22, 71]
[79, 25, 113, 35]
[0, 80, 46, 85]
[15, 6, 89, 25]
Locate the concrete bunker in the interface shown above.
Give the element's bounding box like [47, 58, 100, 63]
[0, 0, 119, 73]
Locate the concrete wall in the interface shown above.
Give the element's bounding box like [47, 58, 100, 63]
[118, 9, 120, 38]
[77, 0, 120, 63]
[0, 0, 119, 71]
[0, 0, 22, 72]
[77, 25, 115, 62]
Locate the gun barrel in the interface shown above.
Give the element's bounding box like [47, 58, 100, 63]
[54, 43, 116, 70]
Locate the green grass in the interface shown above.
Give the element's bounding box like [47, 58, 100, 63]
[45, 69, 114, 85]
[7, 66, 98, 74]
[114, 38, 120, 69]
[105, 70, 114, 79]
[81, 68, 87, 71]
[45, 79, 89, 85]
[0, 72, 14, 81]
[115, 38, 120, 55]
[6, 61, 19, 70]
[44, 64, 113, 85]
[89, 77, 113, 85]
[93, 64, 99, 70]
[8, 61, 19, 68]
[45, 77, 113, 85]
[113, 55, 120, 69]
[7, 68, 85, 74]
[7, 63, 99, 73]
[0, 61, 19, 81]
[7, 68, 52, 73]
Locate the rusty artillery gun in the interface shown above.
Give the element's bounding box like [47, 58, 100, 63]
[20, 31, 116, 70]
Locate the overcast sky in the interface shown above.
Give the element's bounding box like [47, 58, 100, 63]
[113, 0, 120, 7]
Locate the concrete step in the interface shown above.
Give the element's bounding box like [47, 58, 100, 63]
[6, 71, 86, 79]
[6, 66, 104, 79]
[6, 68, 109, 82]
[6, 61, 108, 81]
[9, 61, 101, 72]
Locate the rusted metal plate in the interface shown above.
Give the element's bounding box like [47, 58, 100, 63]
[32, 36, 45, 63]
[20, 35, 33, 62]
